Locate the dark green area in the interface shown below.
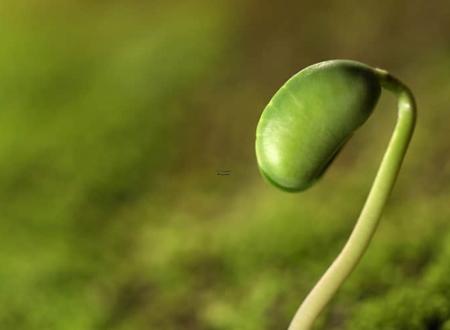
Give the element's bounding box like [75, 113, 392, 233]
[0, 1, 449, 329]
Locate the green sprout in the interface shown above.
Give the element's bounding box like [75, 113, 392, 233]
[255, 60, 416, 329]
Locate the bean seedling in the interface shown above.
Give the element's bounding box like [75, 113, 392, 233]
[256, 59, 416, 330]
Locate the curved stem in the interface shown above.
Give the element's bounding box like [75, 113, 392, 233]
[288, 69, 416, 330]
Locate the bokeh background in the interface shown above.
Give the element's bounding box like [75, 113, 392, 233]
[1, 1, 449, 329]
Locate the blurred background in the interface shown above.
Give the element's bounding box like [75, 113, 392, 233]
[0, 1, 449, 329]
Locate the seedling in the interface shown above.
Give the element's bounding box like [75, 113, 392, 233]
[256, 60, 416, 329]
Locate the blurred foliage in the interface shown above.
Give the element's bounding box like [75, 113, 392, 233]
[0, 0, 449, 329]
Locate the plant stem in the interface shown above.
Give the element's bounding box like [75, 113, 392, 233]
[288, 69, 416, 330]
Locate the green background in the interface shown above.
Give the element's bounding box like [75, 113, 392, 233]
[0, 1, 449, 329]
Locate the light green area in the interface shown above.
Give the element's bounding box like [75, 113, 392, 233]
[256, 60, 381, 191]
[0, 1, 449, 329]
